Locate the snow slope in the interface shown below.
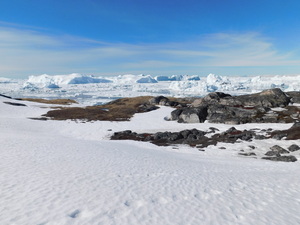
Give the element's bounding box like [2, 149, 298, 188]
[1, 96, 300, 225]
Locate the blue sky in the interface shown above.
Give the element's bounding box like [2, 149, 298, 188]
[1, 0, 300, 78]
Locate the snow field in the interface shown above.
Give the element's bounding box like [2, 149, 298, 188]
[1, 98, 300, 224]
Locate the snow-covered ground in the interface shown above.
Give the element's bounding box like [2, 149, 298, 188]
[1, 95, 300, 225]
[1, 73, 300, 105]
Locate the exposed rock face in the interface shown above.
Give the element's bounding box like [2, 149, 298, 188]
[171, 106, 208, 123]
[192, 88, 290, 108]
[171, 88, 299, 124]
[286, 91, 300, 104]
[235, 88, 290, 108]
[206, 104, 257, 124]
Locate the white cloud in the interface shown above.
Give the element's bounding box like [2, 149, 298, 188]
[0, 25, 299, 78]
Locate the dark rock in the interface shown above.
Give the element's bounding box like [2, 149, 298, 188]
[149, 96, 187, 108]
[0, 94, 12, 99]
[192, 92, 232, 107]
[239, 152, 256, 156]
[201, 88, 290, 108]
[187, 134, 197, 141]
[29, 117, 48, 121]
[270, 123, 300, 140]
[272, 133, 287, 140]
[171, 89, 297, 124]
[262, 155, 297, 162]
[291, 122, 300, 128]
[3, 101, 27, 106]
[270, 145, 289, 154]
[177, 106, 208, 123]
[191, 128, 205, 137]
[179, 130, 192, 139]
[138, 104, 159, 112]
[206, 104, 257, 124]
[153, 132, 170, 140]
[265, 151, 280, 156]
[224, 127, 237, 134]
[288, 144, 300, 152]
[165, 101, 178, 107]
[254, 135, 267, 140]
[149, 96, 169, 105]
[178, 108, 201, 123]
[236, 88, 290, 108]
[170, 109, 183, 121]
[286, 91, 300, 104]
[209, 127, 219, 133]
[169, 132, 183, 141]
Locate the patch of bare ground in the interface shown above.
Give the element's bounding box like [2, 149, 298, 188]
[43, 96, 158, 121]
[20, 98, 78, 105]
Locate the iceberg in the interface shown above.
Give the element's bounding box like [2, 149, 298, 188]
[23, 73, 112, 89]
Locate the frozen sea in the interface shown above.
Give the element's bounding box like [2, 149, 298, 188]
[1, 73, 300, 105]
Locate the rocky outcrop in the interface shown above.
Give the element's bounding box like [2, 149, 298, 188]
[262, 144, 297, 162]
[170, 88, 299, 124]
[111, 127, 264, 148]
[192, 88, 290, 108]
[111, 125, 299, 162]
[234, 88, 290, 108]
[206, 104, 258, 124]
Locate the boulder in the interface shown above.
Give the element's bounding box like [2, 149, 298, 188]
[288, 144, 300, 152]
[178, 106, 208, 123]
[269, 145, 290, 154]
[265, 145, 290, 156]
[171, 106, 208, 123]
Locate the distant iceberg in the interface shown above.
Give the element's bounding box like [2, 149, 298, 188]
[23, 73, 112, 89]
[0, 77, 12, 83]
[155, 75, 200, 81]
[136, 75, 158, 83]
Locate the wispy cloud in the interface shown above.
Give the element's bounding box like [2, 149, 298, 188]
[0, 24, 299, 78]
